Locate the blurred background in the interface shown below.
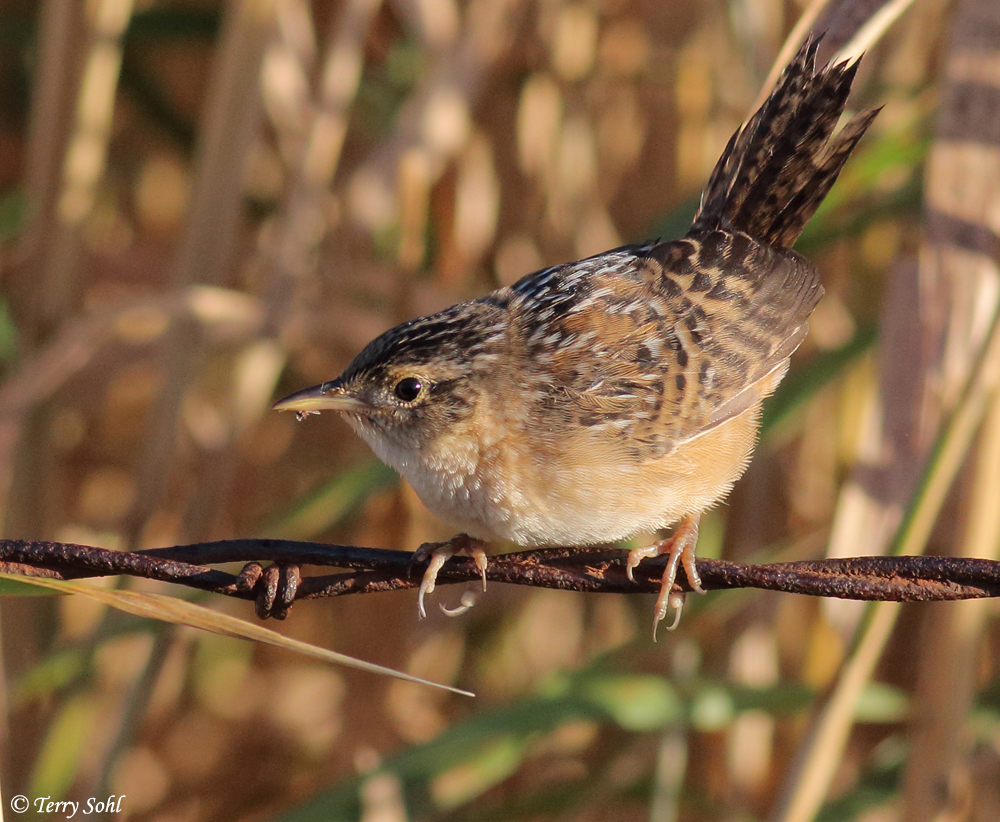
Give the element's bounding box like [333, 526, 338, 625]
[1, 0, 999, 820]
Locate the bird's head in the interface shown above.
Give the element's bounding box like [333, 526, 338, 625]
[274, 299, 509, 466]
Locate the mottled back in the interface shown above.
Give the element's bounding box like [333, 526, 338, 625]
[507, 233, 820, 462]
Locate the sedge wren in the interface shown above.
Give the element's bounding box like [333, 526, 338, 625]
[275, 38, 879, 634]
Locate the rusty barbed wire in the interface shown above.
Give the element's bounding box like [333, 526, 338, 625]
[2, 538, 999, 620]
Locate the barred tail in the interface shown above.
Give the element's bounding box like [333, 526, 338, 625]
[690, 36, 880, 249]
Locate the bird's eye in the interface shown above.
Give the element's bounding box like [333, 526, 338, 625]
[393, 377, 424, 402]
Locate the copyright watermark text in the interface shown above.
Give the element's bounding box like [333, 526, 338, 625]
[9, 795, 125, 817]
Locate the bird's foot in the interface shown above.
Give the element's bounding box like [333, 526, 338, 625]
[625, 515, 705, 640]
[411, 534, 488, 618]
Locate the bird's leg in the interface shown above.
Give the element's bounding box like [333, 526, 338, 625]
[411, 533, 488, 618]
[625, 515, 705, 639]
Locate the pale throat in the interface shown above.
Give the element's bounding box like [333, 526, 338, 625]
[342, 406, 521, 541]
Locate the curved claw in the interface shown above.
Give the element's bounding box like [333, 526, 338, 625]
[652, 592, 686, 641]
[440, 590, 480, 617]
[626, 553, 640, 583]
[418, 551, 451, 619]
[471, 546, 488, 591]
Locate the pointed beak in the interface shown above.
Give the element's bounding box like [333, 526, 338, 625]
[273, 380, 366, 414]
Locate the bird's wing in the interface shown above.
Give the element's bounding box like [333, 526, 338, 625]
[511, 233, 822, 462]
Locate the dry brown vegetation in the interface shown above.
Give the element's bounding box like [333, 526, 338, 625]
[0, 0, 999, 820]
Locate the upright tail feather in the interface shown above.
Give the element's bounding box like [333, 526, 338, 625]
[690, 36, 880, 249]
